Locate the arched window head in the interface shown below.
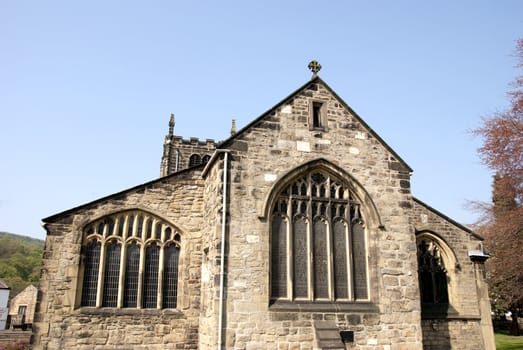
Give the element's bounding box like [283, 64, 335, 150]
[270, 169, 369, 303]
[189, 154, 202, 167]
[201, 154, 211, 165]
[417, 238, 449, 304]
[80, 210, 182, 309]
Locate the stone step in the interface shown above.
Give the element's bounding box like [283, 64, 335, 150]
[314, 320, 346, 350]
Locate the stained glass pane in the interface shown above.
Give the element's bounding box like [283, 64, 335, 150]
[333, 220, 348, 299]
[271, 216, 287, 298]
[352, 222, 368, 299]
[293, 217, 308, 298]
[81, 241, 100, 307]
[102, 242, 121, 307]
[313, 220, 328, 299]
[163, 245, 180, 308]
[143, 244, 160, 308]
[123, 243, 140, 307]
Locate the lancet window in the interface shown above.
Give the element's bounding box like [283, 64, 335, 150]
[80, 211, 181, 309]
[270, 170, 369, 303]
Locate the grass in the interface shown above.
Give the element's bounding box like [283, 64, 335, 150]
[495, 331, 523, 350]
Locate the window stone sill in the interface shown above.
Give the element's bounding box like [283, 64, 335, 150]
[269, 300, 379, 313]
[74, 307, 183, 317]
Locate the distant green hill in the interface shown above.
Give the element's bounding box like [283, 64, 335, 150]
[0, 232, 44, 300]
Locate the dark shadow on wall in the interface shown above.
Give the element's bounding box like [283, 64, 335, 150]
[421, 318, 451, 350]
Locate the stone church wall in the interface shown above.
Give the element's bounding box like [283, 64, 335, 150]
[32, 77, 494, 349]
[199, 153, 228, 349]
[411, 199, 494, 349]
[209, 82, 424, 349]
[32, 170, 205, 350]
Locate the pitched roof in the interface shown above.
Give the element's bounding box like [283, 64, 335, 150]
[42, 166, 203, 223]
[43, 75, 413, 224]
[413, 197, 484, 240]
[219, 75, 413, 173]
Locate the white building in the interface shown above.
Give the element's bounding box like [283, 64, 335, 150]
[0, 279, 10, 330]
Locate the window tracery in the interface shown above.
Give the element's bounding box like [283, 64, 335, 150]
[417, 239, 449, 304]
[80, 211, 181, 309]
[270, 170, 368, 303]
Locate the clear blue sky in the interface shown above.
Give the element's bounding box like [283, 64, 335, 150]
[1, 1, 521, 240]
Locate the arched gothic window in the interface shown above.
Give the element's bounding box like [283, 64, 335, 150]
[80, 211, 181, 309]
[201, 155, 211, 165]
[417, 239, 449, 304]
[270, 170, 368, 303]
[189, 154, 202, 167]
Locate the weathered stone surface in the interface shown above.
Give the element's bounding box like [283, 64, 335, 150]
[32, 77, 494, 350]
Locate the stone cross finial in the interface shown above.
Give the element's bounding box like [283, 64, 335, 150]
[308, 60, 321, 77]
[168, 113, 175, 136]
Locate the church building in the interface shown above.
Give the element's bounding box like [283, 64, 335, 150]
[32, 63, 495, 349]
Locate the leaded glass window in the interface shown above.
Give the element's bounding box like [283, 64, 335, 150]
[143, 243, 160, 308]
[81, 240, 100, 307]
[102, 241, 121, 307]
[189, 154, 201, 167]
[80, 210, 181, 309]
[270, 170, 369, 303]
[163, 244, 180, 308]
[417, 239, 449, 304]
[123, 242, 140, 307]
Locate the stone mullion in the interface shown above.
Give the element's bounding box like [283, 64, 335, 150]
[326, 203, 334, 302]
[132, 213, 138, 238]
[117, 240, 127, 308]
[141, 217, 148, 241]
[286, 196, 293, 301]
[157, 244, 165, 309]
[96, 240, 106, 308]
[122, 215, 129, 241]
[151, 218, 158, 240]
[116, 214, 131, 308]
[325, 177, 334, 302]
[346, 201, 354, 302]
[137, 236, 148, 309]
[306, 177, 313, 301]
[160, 224, 166, 241]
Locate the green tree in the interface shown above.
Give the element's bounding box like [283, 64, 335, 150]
[0, 232, 44, 300]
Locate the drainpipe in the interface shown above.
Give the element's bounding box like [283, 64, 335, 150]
[217, 151, 229, 349]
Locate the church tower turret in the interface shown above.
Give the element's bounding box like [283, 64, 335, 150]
[160, 113, 175, 176]
[159, 113, 218, 177]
